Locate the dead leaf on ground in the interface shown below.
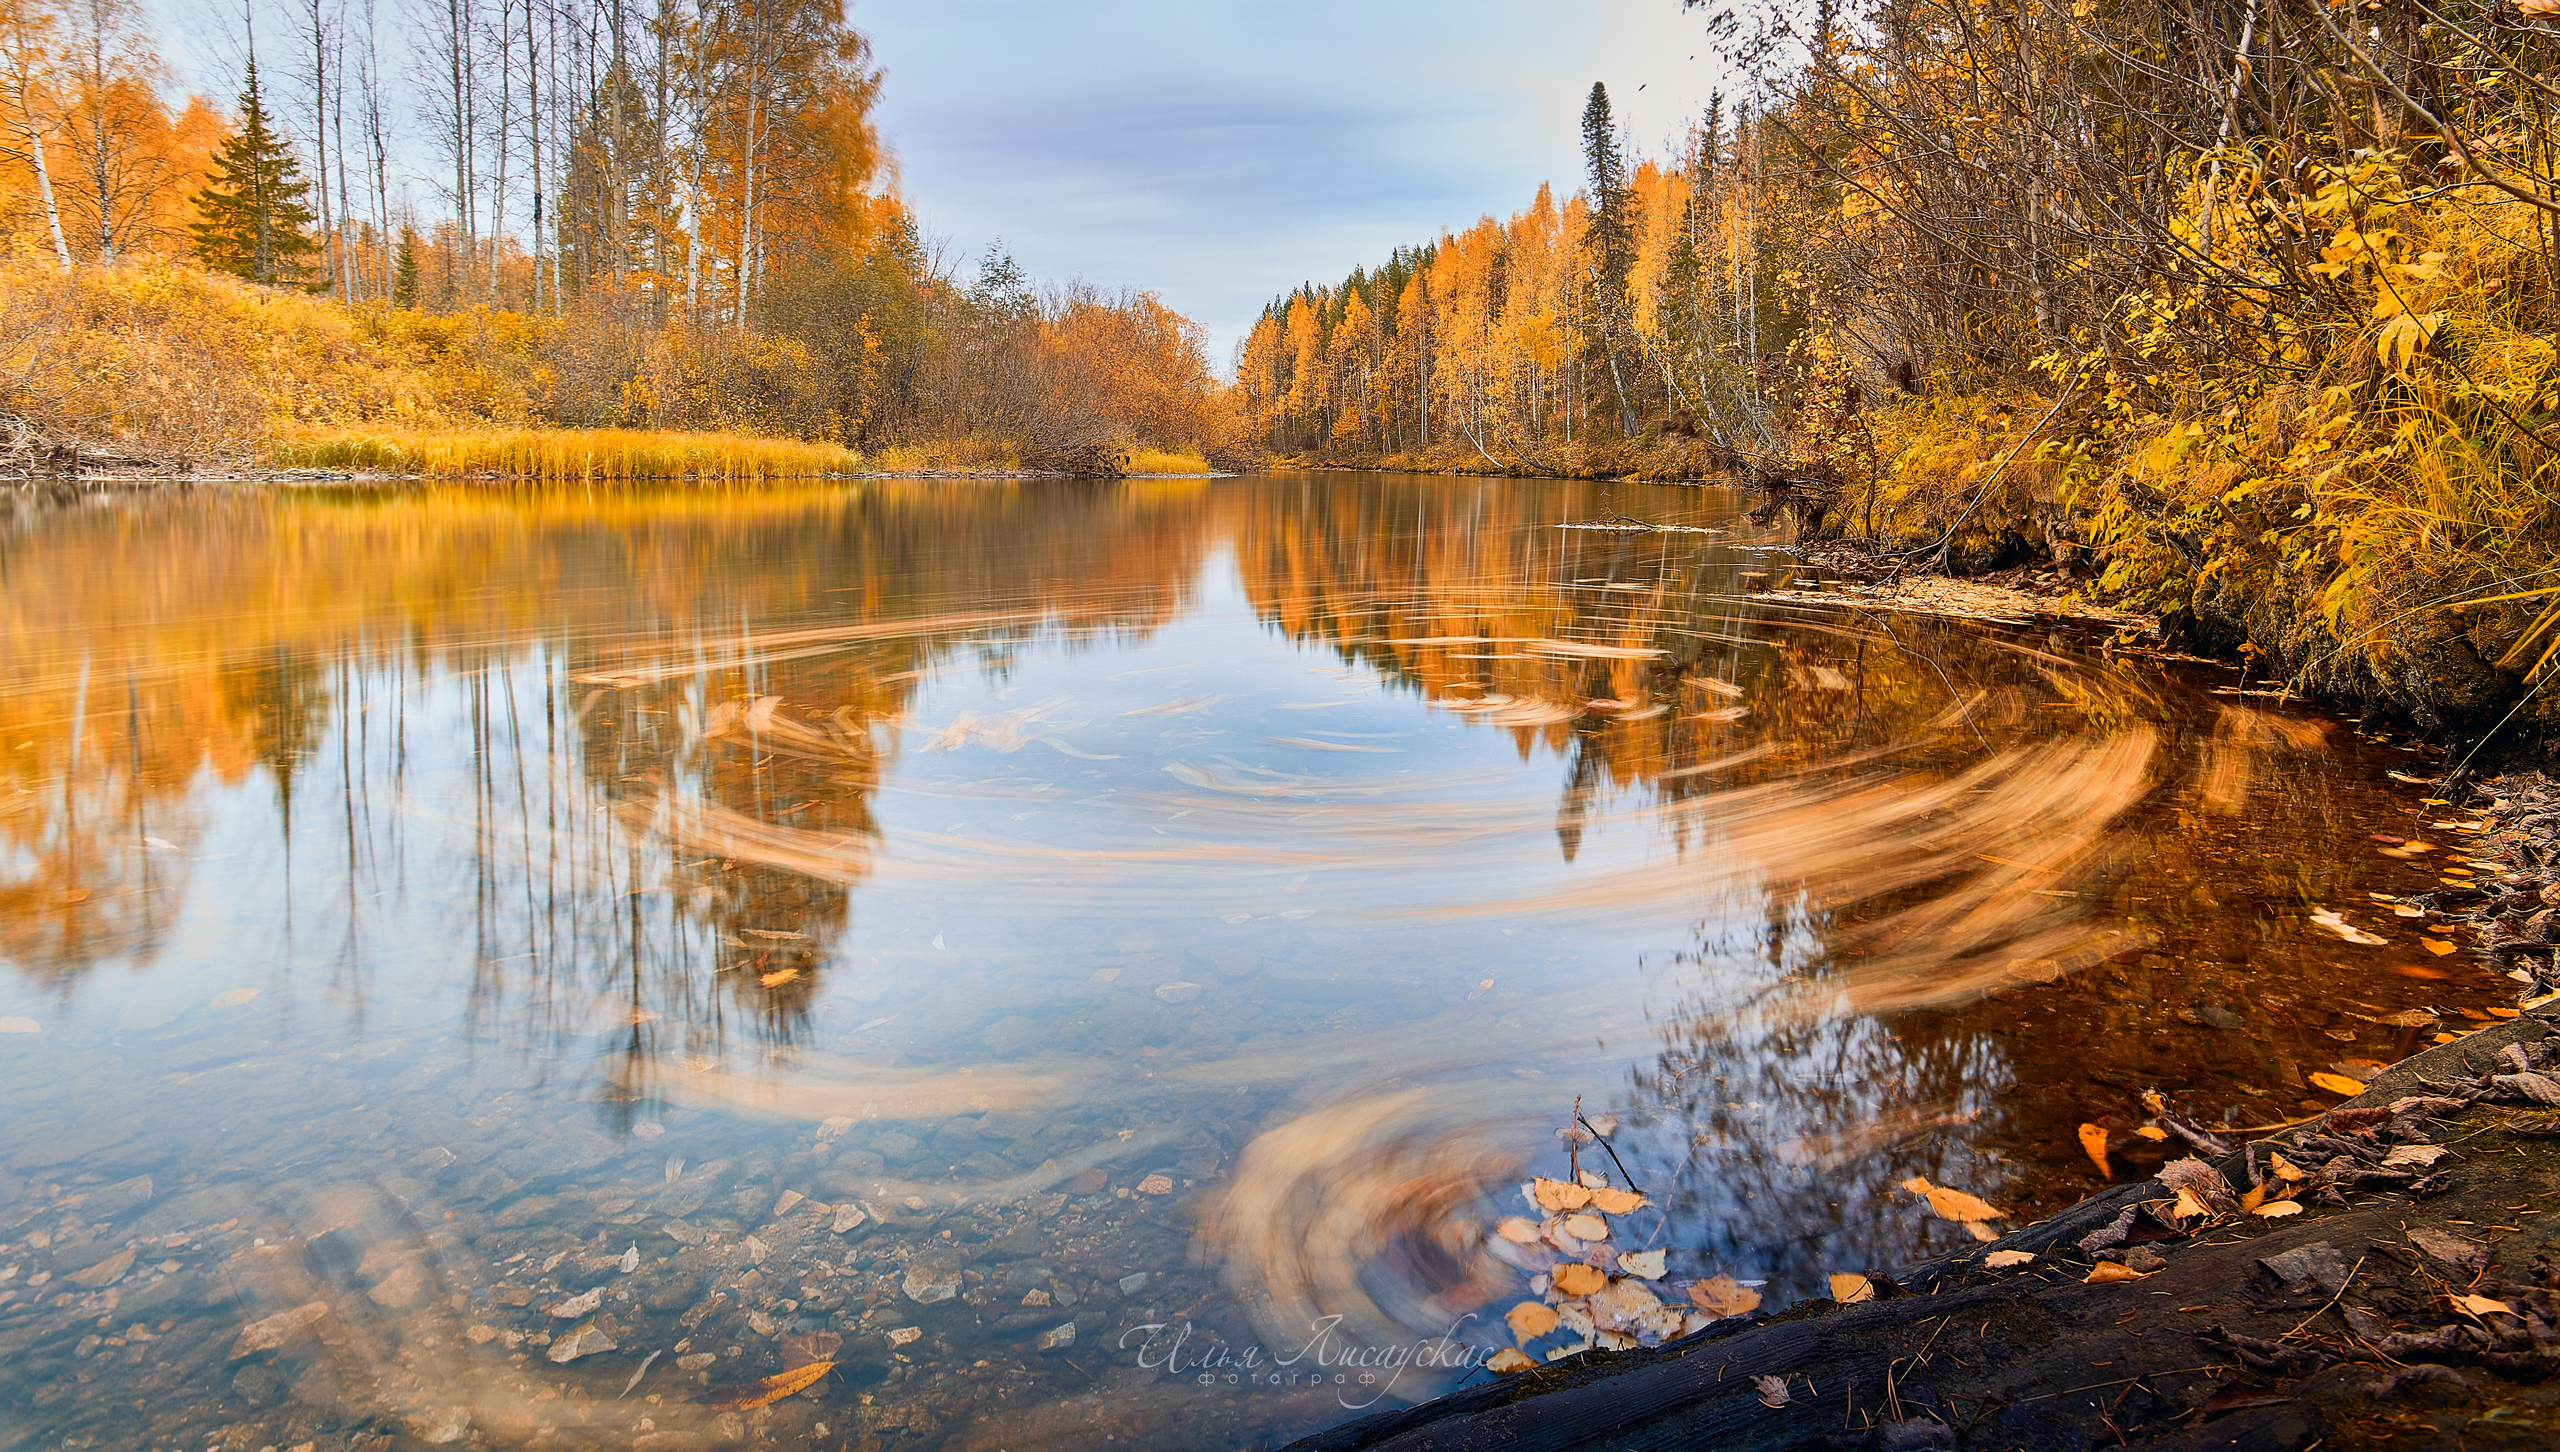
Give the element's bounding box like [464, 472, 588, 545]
[1983, 1250, 2035, 1269]
[2086, 1261, 2154, 1284]
[2421, 939, 2457, 957]
[706, 1360, 833, 1410]
[2307, 1070, 2366, 1096]
[2134, 1125, 2168, 1141]
[1689, 1274, 1762, 1318]
[2451, 1294, 2516, 1319]
[1754, 1373, 1793, 1408]
[2268, 1152, 2306, 1182]
[1506, 1301, 1560, 1343]
[2250, 1201, 2303, 1219]
[2077, 1123, 2111, 1175]
[1828, 1273, 1875, 1304]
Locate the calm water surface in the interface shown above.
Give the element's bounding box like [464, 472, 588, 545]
[0, 474, 2506, 1450]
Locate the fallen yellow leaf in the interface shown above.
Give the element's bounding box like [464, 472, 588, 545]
[759, 967, 801, 987]
[2239, 1183, 2265, 1214]
[2134, 1126, 2168, 1142]
[1486, 1347, 1536, 1373]
[1495, 1217, 1542, 1244]
[1828, 1273, 1875, 1304]
[2140, 1089, 2166, 1115]
[706, 1360, 833, 1409]
[2251, 1201, 2303, 1219]
[1983, 1250, 2035, 1269]
[2422, 939, 2457, 957]
[2308, 1071, 2366, 1096]
[2488, 1007, 2521, 1019]
[1532, 1177, 1593, 1213]
[1900, 1177, 2006, 1223]
[1688, 1274, 1761, 1318]
[1560, 1212, 1609, 1242]
[2268, 1153, 2306, 1183]
[1552, 1263, 1607, 1297]
[1587, 1186, 1646, 1215]
[2077, 1123, 2111, 1176]
[2086, 1262, 2152, 1284]
[2451, 1294, 2515, 1318]
[1506, 1301, 1560, 1343]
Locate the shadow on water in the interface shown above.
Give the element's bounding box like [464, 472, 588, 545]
[0, 475, 2508, 1449]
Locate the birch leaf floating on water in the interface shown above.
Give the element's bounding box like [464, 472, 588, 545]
[1486, 1348, 1536, 1373]
[1495, 1217, 1543, 1245]
[1896, 1177, 2006, 1223]
[2422, 939, 2457, 957]
[1552, 1264, 1608, 1297]
[1587, 1186, 1646, 1215]
[1506, 1301, 1561, 1343]
[1531, 1177, 1593, 1213]
[1616, 1249, 1668, 1279]
[2308, 908, 2388, 946]
[705, 1360, 833, 1409]
[1560, 1213, 1609, 1242]
[1688, 1275, 1762, 1318]
[2308, 1071, 2367, 1096]
[2077, 1123, 2111, 1175]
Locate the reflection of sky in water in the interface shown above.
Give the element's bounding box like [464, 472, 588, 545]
[0, 477, 2503, 1449]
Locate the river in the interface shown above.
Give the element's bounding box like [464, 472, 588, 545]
[0, 473, 2504, 1449]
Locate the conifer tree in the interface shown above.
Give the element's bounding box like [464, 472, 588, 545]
[392, 225, 420, 307]
[189, 57, 317, 285]
[1581, 82, 1638, 435]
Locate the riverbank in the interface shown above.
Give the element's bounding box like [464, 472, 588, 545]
[1290, 770, 2560, 1452]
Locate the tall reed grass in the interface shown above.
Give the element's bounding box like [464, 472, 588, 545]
[276, 427, 860, 481]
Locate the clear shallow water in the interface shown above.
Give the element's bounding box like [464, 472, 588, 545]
[0, 475, 2508, 1450]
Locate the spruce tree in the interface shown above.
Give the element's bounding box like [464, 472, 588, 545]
[189, 58, 318, 286]
[1581, 82, 1639, 435]
[392, 226, 421, 308]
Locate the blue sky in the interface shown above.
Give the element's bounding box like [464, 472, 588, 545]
[861, 0, 1731, 365]
[153, 0, 1731, 368]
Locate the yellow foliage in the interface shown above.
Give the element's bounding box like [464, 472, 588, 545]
[273, 426, 859, 481]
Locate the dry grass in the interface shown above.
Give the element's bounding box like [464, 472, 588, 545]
[1125, 447, 1213, 475]
[275, 427, 860, 481]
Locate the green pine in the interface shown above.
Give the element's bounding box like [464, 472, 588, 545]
[189, 58, 318, 286]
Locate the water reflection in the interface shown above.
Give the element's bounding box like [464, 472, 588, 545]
[0, 476, 2503, 1449]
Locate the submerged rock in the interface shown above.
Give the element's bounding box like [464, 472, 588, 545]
[548, 1318, 618, 1362]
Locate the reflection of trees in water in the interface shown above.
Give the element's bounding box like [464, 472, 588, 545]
[1619, 897, 2020, 1302]
[0, 483, 1212, 1100]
